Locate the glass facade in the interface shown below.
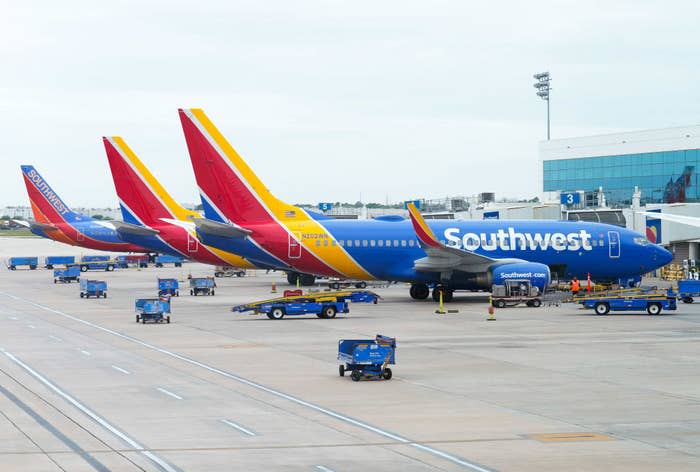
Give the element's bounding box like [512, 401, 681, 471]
[543, 149, 699, 207]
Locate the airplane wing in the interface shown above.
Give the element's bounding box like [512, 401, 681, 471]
[407, 203, 522, 273]
[11, 219, 31, 228]
[637, 211, 700, 228]
[190, 217, 252, 239]
[28, 221, 58, 231]
[111, 220, 160, 237]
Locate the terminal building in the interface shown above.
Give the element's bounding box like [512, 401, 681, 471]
[540, 125, 700, 263]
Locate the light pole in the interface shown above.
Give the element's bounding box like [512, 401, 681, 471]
[533, 71, 551, 140]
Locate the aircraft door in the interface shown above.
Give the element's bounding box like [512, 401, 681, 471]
[288, 233, 302, 259]
[187, 232, 198, 252]
[608, 231, 620, 259]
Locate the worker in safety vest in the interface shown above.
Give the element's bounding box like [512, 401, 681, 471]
[570, 276, 580, 296]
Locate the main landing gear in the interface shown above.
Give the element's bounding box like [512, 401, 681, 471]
[409, 283, 454, 302]
[286, 272, 316, 286]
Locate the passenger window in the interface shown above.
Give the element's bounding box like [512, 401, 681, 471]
[355, 240, 360, 247]
[386, 240, 391, 247]
[362, 240, 368, 247]
[370, 240, 376, 247]
[323, 239, 328, 246]
[393, 240, 399, 247]
[315, 240, 321, 246]
[401, 240, 407, 247]
[332, 240, 337, 246]
[599, 239, 605, 246]
[378, 240, 384, 247]
[592, 240, 598, 247]
[408, 240, 414, 247]
[339, 240, 344, 247]
[347, 240, 353, 247]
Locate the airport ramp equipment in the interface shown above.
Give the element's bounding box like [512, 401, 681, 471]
[232, 290, 380, 320]
[80, 279, 107, 298]
[79, 255, 115, 272]
[157, 277, 180, 297]
[155, 255, 184, 267]
[678, 279, 700, 304]
[338, 334, 396, 382]
[135, 298, 171, 324]
[115, 254, 149, 268]
[189, 276, 216, 296]
[44, 256, 75, 269]
[575, 287, 677, 315]
[53, 265, 80, 283]
[7, 257, 38, 270]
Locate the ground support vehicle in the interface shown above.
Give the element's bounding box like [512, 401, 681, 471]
[213, 266, 245, 277]
[8, 257, 38, 270]
[79, 255, 115, 272]
[154, 255, 184, 267]
[338, 335, 396, 382]
[135, 298, 171, 324]
[80, 279, 107, 298]
[53, 266, 80, 283]
[491, 279, 543, 308]
[157, 277, 179, 296]
[44, 256, 75, 269]
[115, 254, 149, 268]
[232, 290, 379, 320]
[576, 288, 677, 315]
[189, 277, 216, 296]
[677, 279, 700, 303]
[327, 278, 369, 289]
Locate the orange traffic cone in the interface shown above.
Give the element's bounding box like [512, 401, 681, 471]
[487, 296, 496, 321]
[271, 282, 277, 293]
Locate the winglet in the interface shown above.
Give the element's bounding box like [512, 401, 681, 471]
[407, 203, 441, 248]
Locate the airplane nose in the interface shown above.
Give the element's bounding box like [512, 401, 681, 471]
[655, 245, 673, 268]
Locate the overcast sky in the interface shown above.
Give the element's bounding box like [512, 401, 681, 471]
[2, 0, 699, 208]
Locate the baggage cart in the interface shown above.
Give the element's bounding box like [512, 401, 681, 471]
[232, 290, 379, 320]
[576, 288, 677, 315]
[8, 257, 38, 270]
[53, 265, 80, 283]
[135, 298, 171, 324]
[79, 255, 115, 272]
[115, 254, 149, 268]
[45, 256, 75, 269]
[214, 266, 246, 277]
[158, 277, 179, 297]
[189, 276, 216, 296]
[338, 335, 396, 381]
[155, 255, 184, 267]
[678, 279, 700, 303]
[491, 279, 542, 308]
[80, 279, 107, 298]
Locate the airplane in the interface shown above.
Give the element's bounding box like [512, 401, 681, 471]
[102, 136, 257, 269]
[19, 165, 148, 254]
[177, 108, 673, 301]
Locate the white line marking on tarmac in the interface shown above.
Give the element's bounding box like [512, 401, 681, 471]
[49, 335, 62, 342]
[80, 350, 91, 356]
[111, 365, 130, 375]
[220, 419, 256, 436]
[27, 324, 35, 329]
[314, 466, 336, 472]
[157, 387, 182, 400]
[8, 316, 18, 320]
[1, 293, 492, 472]
[0, 349, 178, 472]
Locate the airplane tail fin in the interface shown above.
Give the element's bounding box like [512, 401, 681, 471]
[178, 108, 299, 225]
[407, 203, 442, 249]
[102, 137, 198, 226]
[20, 165, 83, 225]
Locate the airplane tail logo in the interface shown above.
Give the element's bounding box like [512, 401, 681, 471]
[103, 137, 197, 226]
[178, 108, 295, 225]
[20, 165, 81, 224]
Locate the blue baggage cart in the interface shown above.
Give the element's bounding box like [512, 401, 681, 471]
[577, 288, 677, 315]
[158, 277, 180, 297]
[189, 277, 216, 296]
[79, 255, 115, 272]
[45, 256, 75, 269]
[135, 298, 171, 324]
[80, 279, 107, 298]
[53, 265, 80, 283]
[678, 279, 700, 303]
[338, 335, 396, 381]
[155, 255, 184, 267]
[8, 257, 38, 270]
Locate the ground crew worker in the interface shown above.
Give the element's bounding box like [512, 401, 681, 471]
[571, 276, 580, 296]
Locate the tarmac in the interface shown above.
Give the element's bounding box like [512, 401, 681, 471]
[0, 236, 699, 471]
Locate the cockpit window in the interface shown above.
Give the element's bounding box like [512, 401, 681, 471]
[634, 237, 650, 246]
